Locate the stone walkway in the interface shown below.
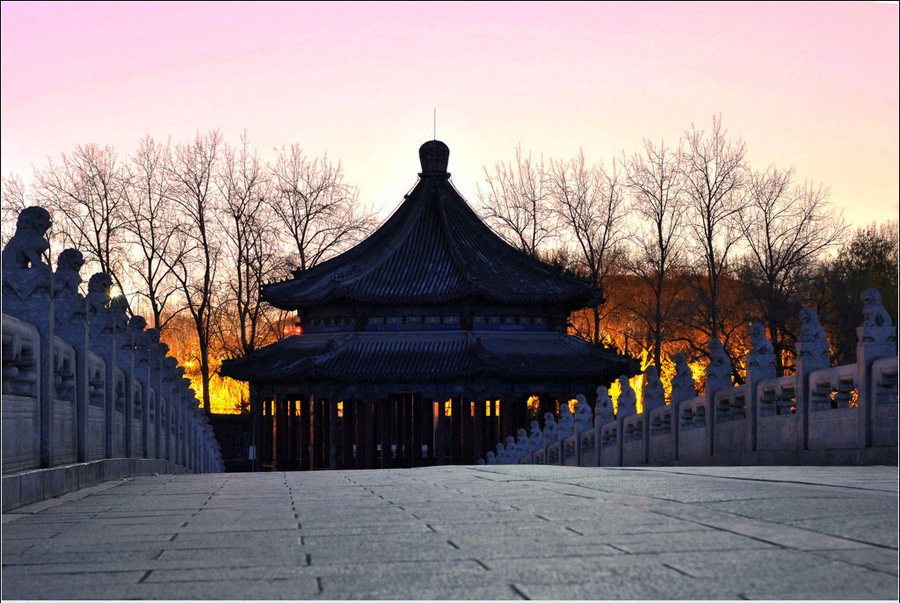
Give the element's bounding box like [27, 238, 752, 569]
[2, 465, 897, 600]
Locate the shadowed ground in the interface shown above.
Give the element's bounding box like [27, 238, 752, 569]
[2, 465, 897, 600]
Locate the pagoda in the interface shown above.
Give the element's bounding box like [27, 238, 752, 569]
[221, 140, 638, 470]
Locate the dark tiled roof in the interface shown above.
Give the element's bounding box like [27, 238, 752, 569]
[262, 141, 601, 311]
[220, 331, 637, 384]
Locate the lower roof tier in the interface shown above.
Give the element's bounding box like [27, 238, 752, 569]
[221, 331, 639, 385]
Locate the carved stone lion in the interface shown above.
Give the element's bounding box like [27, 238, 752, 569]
[529, 420, 543, 451]
[670, 353, 696, 405]
[53, 248, 85, 298]
[641, 365, 666, 412]
[617, 375, 637, 417]
[1, 206, 51, 270]
[861, 288, 892, 327]
[749, 323, 774, 355]
[595, 385, 615, 426]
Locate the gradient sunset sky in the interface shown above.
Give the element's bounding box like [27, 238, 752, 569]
[2, 2, 897, 227]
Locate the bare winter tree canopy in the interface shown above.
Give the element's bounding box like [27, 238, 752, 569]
[269, 145, 375, 274]
[625, 139, 688, 372]
[737, 166, 846, 372]
[477, 145, 558, 258]
[480, 115, 871, 384]
[1, 120, 888, 412]
[32, 144, 131, 294]
[0, 130, 376, 413]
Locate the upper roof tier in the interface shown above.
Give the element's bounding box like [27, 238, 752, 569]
[262, 141, 603, 312]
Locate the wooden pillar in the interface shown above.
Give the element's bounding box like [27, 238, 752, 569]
[423, 398, 435, 463]
[380, 398, 391, 468]
[402, 395, 414, 467]
[360, 397, 373, 469]
[300, 396, 312, 470]
[274, 394, 288, 470]
[450, 397, 462, 464]
[251, 389, 262, 472]
[411, 394, 423, 467]
[329, 400, 337, 469]
[459, 397, 472, 464]
[341, 399, 353, 469]
[474, 398, 486, 463]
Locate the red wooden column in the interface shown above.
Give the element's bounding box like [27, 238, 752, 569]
[402, 395, 414, 467]
[328, 398, 338, 469]
[460, 397, 473, 464]
[473, 398, 486, 463]
[450, 397, 463, 464]
[251, 388, 262, 472]
[286, 399, 296, 470]
[411, 394, 423, 467]
[379, 398, 391, 468]
[362, 396, 375, 469]
[342, 399, 355, 469]
[300, 395, 312, 471]
[423, 398, 435, 463]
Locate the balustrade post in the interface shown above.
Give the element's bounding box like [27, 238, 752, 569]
[855, 289, 897, 449]
[795, 308, 831, 451]
[745, 324, 776, 454]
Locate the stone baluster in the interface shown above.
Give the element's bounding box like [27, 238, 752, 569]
[528, 420, 543, 455]
[2, 207, 56, 468]
[746, 323, 775, 452]
[594, 386, 615, 428]
[705, 338, 733, 457]
[516, 428, 530, 462]
[574, 394, 593, 434]
[856, 289, 897, 448]
[53, 249, 90, 462]
[795, 307, 830, 450]
[616, 375, 637, 467]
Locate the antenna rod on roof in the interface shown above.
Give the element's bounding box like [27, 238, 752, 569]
[433, 108, 436, 140]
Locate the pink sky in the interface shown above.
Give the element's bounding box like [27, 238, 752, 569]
[2, 2, 898, 227]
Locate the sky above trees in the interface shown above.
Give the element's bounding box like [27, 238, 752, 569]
[1, 2, 897, 227]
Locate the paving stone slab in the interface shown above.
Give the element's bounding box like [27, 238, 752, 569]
[2, 466, 897, 600]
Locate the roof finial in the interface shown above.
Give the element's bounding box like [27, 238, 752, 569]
[419, 140, 449, 177]
[433, 108, 436, 140]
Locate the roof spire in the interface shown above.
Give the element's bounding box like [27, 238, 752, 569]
[419, 140, 449, 177]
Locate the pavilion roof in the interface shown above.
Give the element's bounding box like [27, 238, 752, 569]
[262, 140, 602, 312]
[220, 331, 637, 385]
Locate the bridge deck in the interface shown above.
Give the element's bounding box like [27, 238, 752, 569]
[2, 466, 897, 600]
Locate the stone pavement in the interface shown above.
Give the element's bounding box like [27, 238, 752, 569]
[2, 465, 898, 600]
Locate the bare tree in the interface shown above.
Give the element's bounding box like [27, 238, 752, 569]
[1, 174, 29, 248]
[32, 144, 131, 293]
[681, 115, 748, 343]
[625, 139, 688, 372]
[477, 145, 558, 257]
[269, 145, 374, 273]
[738, 166, 845, 373]
[122, 136, 183, 332]
[549, 150, 626, 343]
[165, 130, 223, 413]
[216, 135, 281, 357]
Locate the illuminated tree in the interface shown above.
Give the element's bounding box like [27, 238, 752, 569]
[122, 136, 183, 331]
[625, 139, 689, 372]
[165, 129, 224, 413]
[681, 116, 748, 344]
